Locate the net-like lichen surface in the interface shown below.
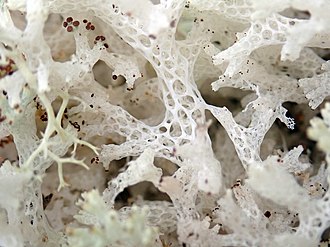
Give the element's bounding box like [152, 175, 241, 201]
[1, 0, 330, 246]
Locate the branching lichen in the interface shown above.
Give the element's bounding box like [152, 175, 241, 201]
[0, 0, 330, 247]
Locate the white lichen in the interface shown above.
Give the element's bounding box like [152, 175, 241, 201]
[0, 0, 330, 246]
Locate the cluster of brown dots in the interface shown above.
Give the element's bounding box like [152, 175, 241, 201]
[63, 17, 80, 32]
[91, 156, 100, 164]
[83, 19, 95, 30]
[63, 17, 110, 49]
[40, 112, 48, 122]
[63, 17, 96, 32]
[94, 35, 109, 48]
[0, 57, 17, 79]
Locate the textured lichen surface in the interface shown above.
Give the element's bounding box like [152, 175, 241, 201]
[1, 0, 330, 246]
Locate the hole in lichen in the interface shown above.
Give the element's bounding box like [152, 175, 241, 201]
[273, 102, 320, 163]
[169, 122, 182, 137]
[121, 82, 166, 126]
[313, 48, 330, 61]
[114, 187, 131, 208]
[178, 95, 195, 110]
[173, 80, 186, 95]
[114, 181, 171, 209]
[138, 35, 151, 47]
[0, 135, 18, 165]
[321, 226, 330, 242]
[93, 60, 125, 88]
[260, 123, 285, 160]
[154, 157, 179, 176]
[203, 87, 253, 114]
[177, 109, 189, 125]
[10, 10, 26, 31]
[280, 8, 311, 20]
